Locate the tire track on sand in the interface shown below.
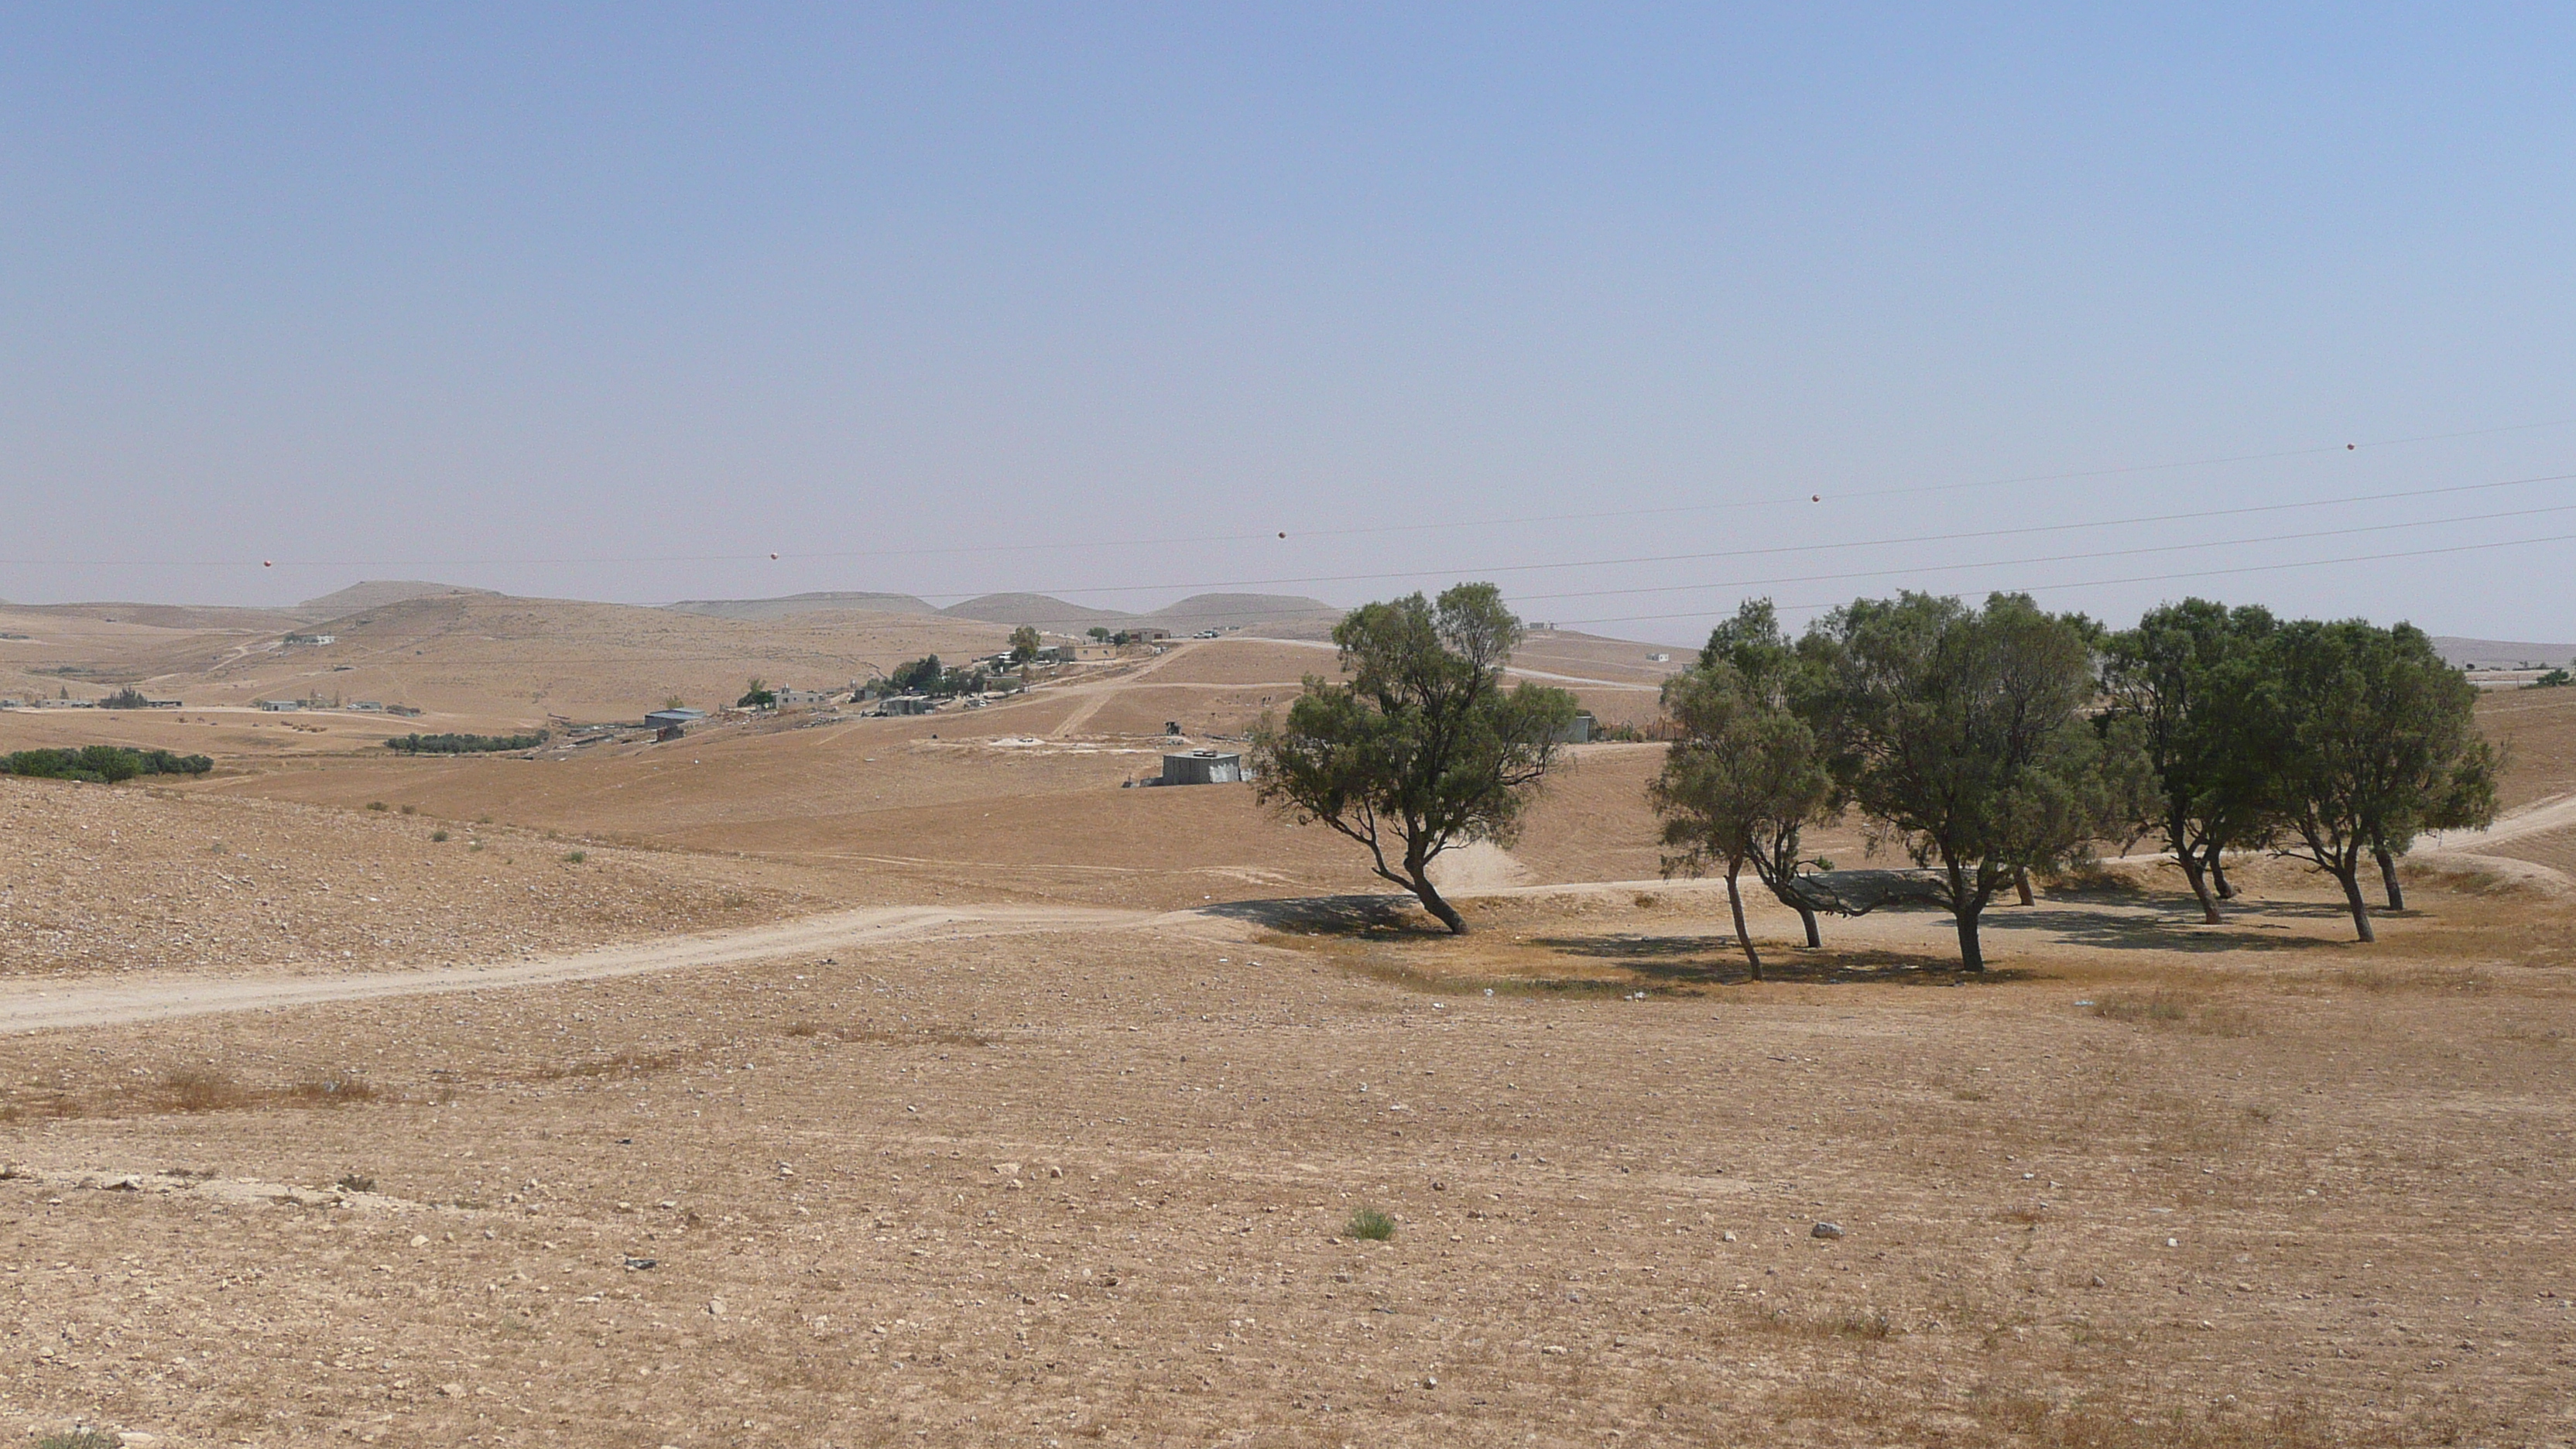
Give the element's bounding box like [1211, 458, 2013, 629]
[0, 903, 1152, 1035]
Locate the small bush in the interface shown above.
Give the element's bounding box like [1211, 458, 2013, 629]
[367, 800, 389, 811]
[38, 1430, 121, 1449]
[430, 828, 450, 842]
[563, 851, 587, 864]
[335, 1173, 377, 1194]
[399, 804, 417, 815]
[1346, 1207, 1396, 1241]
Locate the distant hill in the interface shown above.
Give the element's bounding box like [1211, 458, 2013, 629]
[0, 601, 310, 632]
[937, 594, 1141, 629]
[932, 591, 1342, 634]
[298, 581, 502, 618]
[665, 591, 937, 622]
[1147, 593, 1341, 635]
[2432, 636, 2576, 669]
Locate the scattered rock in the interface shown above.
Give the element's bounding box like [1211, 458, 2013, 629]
[707, 1297, 727, 1317]
[1422, 1375, 1437, 1389]
[2090, 1274, 2106, 1287]
[438, 1383, 465, 1399]
[1721, 1231, 1738, 1242]
[1810, 1221, 1845, 1239]
[409, 1235, 430, 1248]
[624, 1256, 658, 1271]
[994, 1162, 1020, 1177]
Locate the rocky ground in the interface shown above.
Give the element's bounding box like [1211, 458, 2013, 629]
[2, 874, 2571, 1447]
[0, 780, 824, 979]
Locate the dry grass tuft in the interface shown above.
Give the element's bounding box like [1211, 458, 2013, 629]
[2091, 989, 2259, 1036]
[287, 1075, 377, 1105]
[161, 1068, 252, 1112]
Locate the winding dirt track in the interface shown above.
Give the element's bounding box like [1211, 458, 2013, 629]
[0, 903, 1151, 1035]
[16, 790, 2568, 1038]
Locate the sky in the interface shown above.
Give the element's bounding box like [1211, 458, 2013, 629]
[4, 4, 2574, 643]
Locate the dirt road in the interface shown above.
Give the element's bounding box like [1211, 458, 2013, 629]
[0, 902, 1149, 1035]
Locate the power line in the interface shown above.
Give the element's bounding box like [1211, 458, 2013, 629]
[1489, 497, 2576, 608]
[8, 416, 2573, 571]
[1550, 527, 2576, 630]
[874, 471, 2576, 601]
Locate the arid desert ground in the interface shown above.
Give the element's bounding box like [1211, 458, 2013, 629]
[4, 586, 2574, 1447]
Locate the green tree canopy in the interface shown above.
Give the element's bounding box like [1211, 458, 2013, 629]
[2101, 598, 2280, 922]
[1252, 583, 1578, 934]
[2245, 619, 2498, 937]
[1651, 599, 1840, 977]
[1010, 625, 1043, 663]
[889, 656, 943, 694]
[738, 677, 777, 709]
[1804, 591, 2137, 971]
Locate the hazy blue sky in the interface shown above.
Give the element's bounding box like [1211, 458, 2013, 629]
[5, 5, 2573, 641]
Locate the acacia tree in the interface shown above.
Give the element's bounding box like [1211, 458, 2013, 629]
[1804, 591, 2134, 971]
[1651, 600, 1841, 977]
[2252, 620, 2498, 937]
[1252, 584, 1578, 934]
[2101, 599, 2279, 923]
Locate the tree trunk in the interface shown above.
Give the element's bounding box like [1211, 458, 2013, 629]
[2014, 866, 2035, 906]
[1726, 859, 1761, 981]
[2374, 844, 2406, 912]
[2205, 844, 2235, 899]
[2177, 846, 2220, 925]
[1954, 908, 1985, 972]
[1793, 903, 1821, 949]
[1406, 868, 1468, 935]
[2334, 866, 2376, 944]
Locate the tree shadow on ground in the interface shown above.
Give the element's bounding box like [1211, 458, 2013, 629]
[1197, 893, 1437, 938]
[1526, 933, 2015, 987]
[1981, 905, 2350, 952]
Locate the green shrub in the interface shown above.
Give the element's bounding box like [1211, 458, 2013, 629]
[1, 745, 211, 782]
[384, 731, 547, 754]
[366, 800, 389, 811]
[1346, 1207, 1396, 1241]
[563, 851, 587, 864]
[430, 828, 450, 842]
[37, 1429, 120, 1449]
[2531, 668, 2572, 689]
